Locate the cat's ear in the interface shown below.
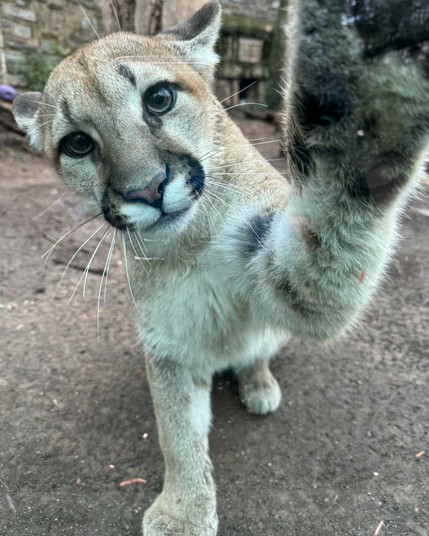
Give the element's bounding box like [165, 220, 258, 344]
[12, 92, 43, 151]
[163, 2, 222, 83]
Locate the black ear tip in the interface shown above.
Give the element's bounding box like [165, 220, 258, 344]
[202, 1, 222, 16]
[167, 1, 221, 41]
[195, 2, 222, 27]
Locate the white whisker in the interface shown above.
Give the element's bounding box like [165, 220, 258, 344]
[122, 233, 139, 312]
[224, 102, 268, 112]
[56, 221, 105, 292]
[109, 0, 121, 31]
[81, 225, 110, 299]
[219, 80, 258, 104]
[132, 228, 150, 256]
[29, 191, 67, 223]
[69, 225, 108, 302]
[127, 228, 150, 274]
[213, 172, 285, 177]
[37, 119, 54, 129]
[80, 5, 101, 39]
[203, 192, 227, 229]
[134, 256, 165, 261]
[103, 229, 117, 303]
[31, 101, 61, 111]
[207, 180, 251, 199]
[115, 54, 217, 67]
[197, 195, 218, 239]
[214, 158, 283, 169]
[97, 228, 114, 337]
[42, 213, 102, 262]
[199, 138, 282, 165]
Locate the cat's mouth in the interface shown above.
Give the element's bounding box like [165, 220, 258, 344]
[101, 156, 204, 231]
[102, 202, 191, 231]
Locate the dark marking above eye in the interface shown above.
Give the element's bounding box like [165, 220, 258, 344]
[241, 213, 275, 259]
[77, 54, 89, 71]
[61, 98, 73, 123]
[118, 64, 136, 87]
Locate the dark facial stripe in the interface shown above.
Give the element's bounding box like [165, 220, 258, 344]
[186, 155, 205, 196]
[77, 54, 89, 71]
[60, 98, 73, 123]
[88, 72, 109, 105]
[241, 213, 275, 259]
[117, 64, 136, 87]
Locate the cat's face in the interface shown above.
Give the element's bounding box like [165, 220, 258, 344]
[13, 3, 222, 234]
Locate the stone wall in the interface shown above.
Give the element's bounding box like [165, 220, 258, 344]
[0, 0, 102, 87]
[0, 0, 280, 103]
[222, 0, 280, 21]
[215, 1, 280, 107]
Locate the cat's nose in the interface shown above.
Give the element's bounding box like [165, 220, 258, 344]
[123, 171, 168, 206]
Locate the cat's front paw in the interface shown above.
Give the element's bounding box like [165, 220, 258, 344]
[142, 493, 218, 536]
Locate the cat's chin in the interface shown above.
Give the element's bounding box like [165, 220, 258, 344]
[136, 204, 196, 235]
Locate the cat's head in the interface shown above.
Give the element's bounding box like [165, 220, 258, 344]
[13, 2, 222, 234]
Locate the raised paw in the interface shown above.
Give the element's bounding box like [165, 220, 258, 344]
[236, 361, 282, 415]
[142, 494, 218, 536]
[284, 0, 429, 204]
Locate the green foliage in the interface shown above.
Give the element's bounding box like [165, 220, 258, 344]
[15, 52, 62, 91]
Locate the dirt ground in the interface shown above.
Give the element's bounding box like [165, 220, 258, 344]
[0, 118, 428, 536]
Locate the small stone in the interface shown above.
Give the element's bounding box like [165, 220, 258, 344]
[13, 24, 31, 39]
[2, 4, 37, 22]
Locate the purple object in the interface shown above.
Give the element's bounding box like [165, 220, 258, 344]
[0, 85, 17, 103]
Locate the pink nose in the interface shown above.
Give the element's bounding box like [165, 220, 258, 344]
[124, 171, 167, 205]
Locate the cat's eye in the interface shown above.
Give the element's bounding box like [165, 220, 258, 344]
[144, 84, 176, 115]
[59, 132, 94, 158]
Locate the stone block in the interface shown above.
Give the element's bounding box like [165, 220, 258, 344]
[5, 49, 25, 73]
[6, 39, 36, 52]
[220, 62, 242, 78]
[238, 37, 263, 64]
[2, 4, 37, 22]
[40, 39, 57, 54]
[4, 72, 25, 88]
[13, 24, 31, 39]
[1, 18, 12, 29]
[47, 1, 64, 11]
